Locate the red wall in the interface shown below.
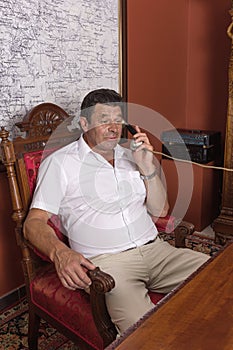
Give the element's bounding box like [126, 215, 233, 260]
[126, 0, 230, 137]
[126, 0, 231, 230]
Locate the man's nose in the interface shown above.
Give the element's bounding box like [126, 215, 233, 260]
[108, 122, 119, 131]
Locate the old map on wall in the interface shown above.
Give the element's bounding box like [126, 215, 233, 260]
[0, 0, 119, 132]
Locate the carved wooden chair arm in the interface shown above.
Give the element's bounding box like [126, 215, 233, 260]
[174, 220, 195, 248]
[88, 267, 117, 347]
[88, 267, 115, 293]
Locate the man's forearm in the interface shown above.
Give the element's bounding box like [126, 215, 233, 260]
[143, 174, 169, 217]
[23, 211, 96, 290]
[23, 216, 68, 261]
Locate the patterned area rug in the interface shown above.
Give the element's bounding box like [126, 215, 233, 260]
[160, 231, 222, 256]
[0, 299, 77, 349]
[0, 233, 222, 349]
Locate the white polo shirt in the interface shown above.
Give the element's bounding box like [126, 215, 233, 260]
[31, 135, 158, 258]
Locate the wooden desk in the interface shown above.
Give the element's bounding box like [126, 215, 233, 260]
[107, 242, 233, 350]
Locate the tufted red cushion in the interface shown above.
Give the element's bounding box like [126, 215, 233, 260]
[30, 264, 103, 350]
[24, 150, 44, 197]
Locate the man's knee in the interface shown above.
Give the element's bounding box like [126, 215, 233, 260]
[106, 289, 153, 334]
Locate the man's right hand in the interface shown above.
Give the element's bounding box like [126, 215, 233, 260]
[24, 208, 96, 291]
[51, 245, 96, 290]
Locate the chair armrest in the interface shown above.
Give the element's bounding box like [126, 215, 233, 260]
[151, 214, 195, 248]
[174, 220, 195, 248]
[88, 267, 117, 347]
[88, 266, 115, 293]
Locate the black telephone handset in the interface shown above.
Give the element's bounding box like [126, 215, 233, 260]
[125, 124, 143, 151]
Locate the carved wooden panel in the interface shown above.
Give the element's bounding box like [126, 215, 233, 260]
[12, 103, 81, 155]
[15, 103, 70, 137]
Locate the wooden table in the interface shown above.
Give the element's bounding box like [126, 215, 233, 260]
[107, 242, 233, 350]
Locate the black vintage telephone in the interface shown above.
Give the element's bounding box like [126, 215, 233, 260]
[124, 123, 143, 151]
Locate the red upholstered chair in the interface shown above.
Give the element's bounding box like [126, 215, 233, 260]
[0, 103, 194, 350]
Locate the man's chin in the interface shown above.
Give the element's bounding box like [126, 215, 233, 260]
[98, 139, 119, 150]
[105, 137, 120, 145]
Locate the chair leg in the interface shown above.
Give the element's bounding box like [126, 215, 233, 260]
[28, 307, 41, 350]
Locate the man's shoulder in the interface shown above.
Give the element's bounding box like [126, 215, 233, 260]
[42, 140, 79, 164]
[54, 140, 79, 156]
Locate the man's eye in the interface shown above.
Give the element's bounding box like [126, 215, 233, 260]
[115, 119, 123, 124]
[98, 119, 122, 125]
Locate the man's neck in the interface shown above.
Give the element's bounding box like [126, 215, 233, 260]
[83, 134, 115, 166]
[98, 149, 115, 165]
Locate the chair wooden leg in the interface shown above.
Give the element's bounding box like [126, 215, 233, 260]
[28, 307, 41, 350]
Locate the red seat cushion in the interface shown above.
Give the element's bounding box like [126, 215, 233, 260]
[30, 264, 103, 350]
[148, 291, 165, 304]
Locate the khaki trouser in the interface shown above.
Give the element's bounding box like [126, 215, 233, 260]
[90, 237, 209, 334]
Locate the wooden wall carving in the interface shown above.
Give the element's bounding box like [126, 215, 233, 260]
[213, 6, 233, 244]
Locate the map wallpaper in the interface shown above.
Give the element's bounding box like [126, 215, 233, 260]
[0, 0, 120, 132]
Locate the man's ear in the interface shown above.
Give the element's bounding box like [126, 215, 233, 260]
[79, 117, 89, 132]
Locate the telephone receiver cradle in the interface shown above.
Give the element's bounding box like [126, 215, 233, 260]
[125, 123, 143, 151]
